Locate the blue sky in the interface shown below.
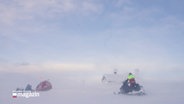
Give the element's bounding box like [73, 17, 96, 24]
[0, 0, 184, 80]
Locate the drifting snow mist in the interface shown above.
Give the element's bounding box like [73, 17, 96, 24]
[0, 71, 184, 104]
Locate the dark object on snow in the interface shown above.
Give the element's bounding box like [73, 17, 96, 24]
[25, 84, 33, 91]
[36, 80, 52, 91]
[16, 88, 24, 91]
[119, 79, 145, 95]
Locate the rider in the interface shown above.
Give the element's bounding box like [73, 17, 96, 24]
[127, 73, 136, 87]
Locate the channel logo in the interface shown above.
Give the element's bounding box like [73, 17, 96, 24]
[12, 91, 40, 98]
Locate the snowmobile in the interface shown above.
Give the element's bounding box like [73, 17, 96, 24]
[118, 79, 145, 96]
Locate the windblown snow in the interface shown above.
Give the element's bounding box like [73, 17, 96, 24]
[0, 72, 184, 104]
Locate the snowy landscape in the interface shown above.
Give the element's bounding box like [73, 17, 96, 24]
[1, 71, 184, 104]
[1, 0, 184, 104]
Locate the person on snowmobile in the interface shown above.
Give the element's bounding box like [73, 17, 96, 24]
[119, 73, 145, 95]
[127, 73, 136, 87]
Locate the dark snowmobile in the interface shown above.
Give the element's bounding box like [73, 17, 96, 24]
[119, 79, 145, 95]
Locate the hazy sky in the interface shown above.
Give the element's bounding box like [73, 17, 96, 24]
[0, 0, 184, 80]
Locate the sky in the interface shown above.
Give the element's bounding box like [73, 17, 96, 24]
[0, 0, 184, 81]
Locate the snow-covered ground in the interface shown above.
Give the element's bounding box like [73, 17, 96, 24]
[1, 72, 184, 104]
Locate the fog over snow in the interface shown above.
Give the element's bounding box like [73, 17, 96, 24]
[1, 71, 184, 104]
[0, 0, 184, 104]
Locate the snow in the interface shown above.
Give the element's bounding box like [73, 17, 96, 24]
[1, 72, 184, 104]
[101, 74, 124, 83]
